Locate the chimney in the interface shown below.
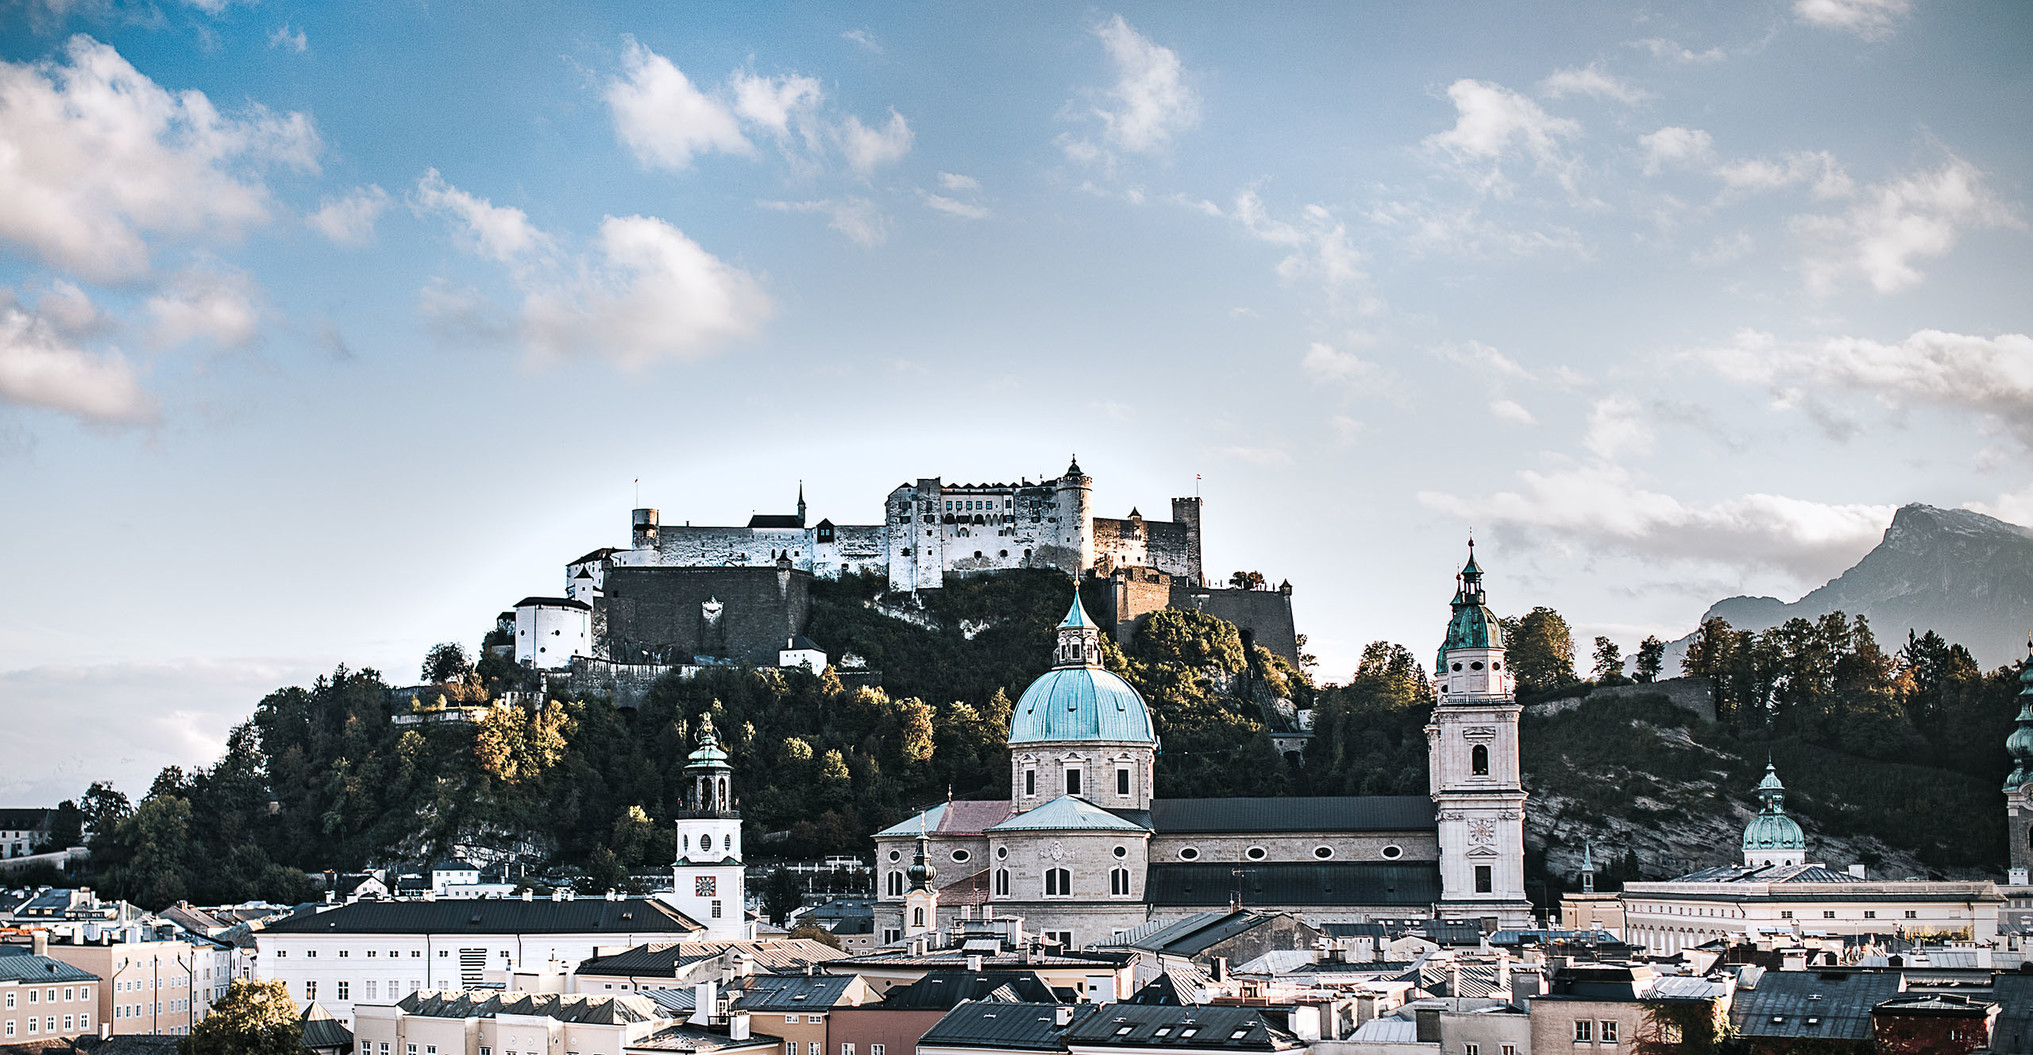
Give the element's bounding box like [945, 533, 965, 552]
[729, 1012, 751, 1041]
[1847, 864, 1866, 879]
[1212, 957, 1228, 982]
[1054, 1007, 1074, 1027]
[690, 981, 717, 1026]
[523, 889, 533, 902]
[966, 954, 983, 972]
[32, 931, 48, 957]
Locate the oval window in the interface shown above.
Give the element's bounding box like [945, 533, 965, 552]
[1381, 844, 1404, 860]
[1314, 846, 1334, 860]
[1245, 846, 1267, 861]
[1492, 661, 1502, 670]
[951, 849, 971, 863]
[1470, 661, 1484, 670]
[700, 834, 713, 852]
[1451, 662, 1463, 672]
[1113, 846, 1127, 859]
[888, 850, 901, 863]
[1178, 847, 1200, 861]
[996, 846, 1008, 860]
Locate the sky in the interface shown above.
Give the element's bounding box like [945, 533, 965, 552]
[2, 0, 2030, 805]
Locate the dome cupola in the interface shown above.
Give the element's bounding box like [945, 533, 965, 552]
[1009, 592, 1157, 745]
[1435, 539, 1516, 701]
[1741, 761, 1807, 868]
[2004, 641, 2033, 792]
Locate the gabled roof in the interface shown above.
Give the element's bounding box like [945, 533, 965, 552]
[1122, 973, 1194, 1006]
[397, 989, 668, 1024]
[578, 939, 847, 978]
[1144, 862, 1439, 907]
[874, 972, 1060, 1011]
[919, 1001, 1097, 1051]
[729, 974, 866, 1011]
[261, 898, 702, 936]
[0, 809, 53, 830]
[1148, 797, 1436, 833]
[747, 514, 805, 529]
[1729, 969, 1903, 1042]
[1064, 1004, 1297, 1051]
[988, 796, 1149, 834]
[874, 800, 1015, 839]
[300, 1002, 355, 1051]
[0, 953, 98, 983]
[1669, 863, 1865, 884]
[513, 596, 591, 611]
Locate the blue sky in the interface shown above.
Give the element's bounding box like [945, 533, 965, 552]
[2, 0, 2030, 803]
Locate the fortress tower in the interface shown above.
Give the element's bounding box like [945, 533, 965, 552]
[1053, 457, 1095, 577]
[1426, 543, 1532, 926]
[670, 716, 747, 941]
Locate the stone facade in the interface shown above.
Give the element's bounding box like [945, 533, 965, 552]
[596, 564, 811, 667]
[1093, 566, 1301, 664]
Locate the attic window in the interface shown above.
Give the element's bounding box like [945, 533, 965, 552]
[1153, 1029, 1170, 1038]
[1179, 1029, 1198, 1039]
[1114, 1027, 1134, 1037]
[1230, 1030, 1250, 1040]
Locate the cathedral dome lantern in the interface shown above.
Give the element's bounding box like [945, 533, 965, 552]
[1011, 594, 1156, 746]
[1741, 761, 1808, 868]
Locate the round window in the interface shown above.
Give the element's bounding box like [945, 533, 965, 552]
[1245, 846, 1267, 861]
[1381, 844, 1404, 860]
[887, 850, 901, 862]
[996, 846, 1008, 860]
[1470, 661, 1484, 670]
[1113, 845, 1127, 859]
[951, 849, 971, 863]
[1492, 661, 1502, 670]
[1314, 846, 1334, 860]
[1451, 662, 1462, 671]
[1179, 847, 1200, 861]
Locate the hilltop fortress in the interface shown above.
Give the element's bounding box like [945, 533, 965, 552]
[508, 460, 1296, 684]
[604, 458, 1203, 592]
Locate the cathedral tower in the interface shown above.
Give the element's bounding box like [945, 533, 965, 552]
[901, 826, 939, 937]
[2004, 645, 2033, 883]
[671, 715, 747, 941]
[1426, 543, 1532, 925]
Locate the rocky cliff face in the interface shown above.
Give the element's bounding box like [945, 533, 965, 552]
[1687, 504, 2033, 669]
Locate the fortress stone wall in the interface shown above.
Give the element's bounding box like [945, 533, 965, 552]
[597, 564, 811, 667]
[1094, 565, 1301, 664]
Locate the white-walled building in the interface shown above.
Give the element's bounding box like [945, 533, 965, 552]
[352, 989, 781, 1055]
[256, 895, 706, 1026]
[514, 597, 592, 671]
[671, 718, 750, 944]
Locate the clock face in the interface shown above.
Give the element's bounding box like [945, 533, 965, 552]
[696, 876, 717, 897]
[1468, 819, 1496, 843]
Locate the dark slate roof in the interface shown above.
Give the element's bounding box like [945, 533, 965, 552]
[747, 514, 804, 528]
[1993, 974, 2033, 1055]
[631, 1023, 787, 1054]
[0, 809, 54, 830]
[805, 899, 875, 923]
[513, 596, 591, 611]
[1064, 1005, 1294, 1051]
[579, 940, 846, 978]
[300, 1001, 355, 1051]
[875, 972, 1060, 1011]
[1147, 797, 1436, 833]
[729, 974, 862, 1011]
[262, 898, 702, 936]
[61, 1036, 184, 1055]
[1123, 974, 1194, 1007]
[0, 953, 98, 983]
[569, 548, 618, 566]
[919, 1001, 1097, 1051]
[396, 990, 666, 1024]
[1144, 863, 1439, 907]
[1672, 863, 1868, 883]
[1729, 969, 1903, 1042]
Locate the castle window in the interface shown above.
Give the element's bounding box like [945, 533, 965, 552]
[1245, 846, 1267, 861]
[1381, 844, 1403, 860]
[1109, 868, 1131, 896]
[1179, 847, 1199, 861]
[1044, 868, 1072, 897]
[1471, 745, 1490, 776]
[994, 869, 1009, 896]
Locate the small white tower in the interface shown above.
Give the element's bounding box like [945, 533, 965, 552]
[670, 715, 747, 941]
[901, 825, 939, 939]
[1426, 541, 1533, 926]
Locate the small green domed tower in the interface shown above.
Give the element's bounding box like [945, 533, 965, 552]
[1742, 761, 1807, 870]
[2005, 641, 2033, 882]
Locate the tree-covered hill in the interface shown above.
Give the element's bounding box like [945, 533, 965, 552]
[47, 570, 2024, 910]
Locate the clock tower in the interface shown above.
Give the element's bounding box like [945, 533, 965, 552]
[1426, 542, 1533, 926]
[670, 715, 748, 941]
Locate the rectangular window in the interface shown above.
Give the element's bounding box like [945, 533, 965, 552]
[1475, 866, 1492, 893]
[1905, 910, 1917, 919]
[1465, 1045, 1479, 1055]
[63, 989, 72, 1002]
[365, 982, 378, 1000]
[411, 951, 422, 958]
[305, 982, 316, 1000]
[337, 982, 350, 1001]
[808, 1015, 823, 1024]
[872, 1046, 885, 1055]
[1823, 911, 1836, 919]
[367, 951, 377, 958]
[5, 994, 12, 1010]
[1573, 1020, 1592, 1042]
[1065, 768, 1082, 796]
[78, 988, 88, 1002]
[64, 1016, 73, 1031]
[408, 1045, 417, 1055]
[1117, 768, 1131, 797]
[275, 950, 287, 958]
[1864, 911, 1876, 919]
[4, 1021, 13, 1038]
[1503, 1045, 1517, 1055]
[480, 1049, 490, 1055]
[712, 900, 723, 918]
[1024, 769, 1036, 796]
[810, 1043, 821, 1055]
[306, 951, 316, 958]
[842, 1045, 855, 1055]
[1780, 911, 1793, 919]
[1600, 1021, 1617, 1043]
[785, 1016, 797, 1024]
[339, 950, 349, 958]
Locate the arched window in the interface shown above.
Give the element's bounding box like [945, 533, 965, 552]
[887, 871, 903, 897]
[994, 869, 1010, 897]
[1044, 868, 1071, 897]
[912, 907, 925, 928]
[1471, 744, 1490, 776]
[1109, 868, 1131, 896]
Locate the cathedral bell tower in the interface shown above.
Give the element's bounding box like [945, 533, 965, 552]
[902, 825, 940, 938]
[1426, 542, 1532, 926]
[2003, 643, 2033, 885]
[670, 715, 747, 941]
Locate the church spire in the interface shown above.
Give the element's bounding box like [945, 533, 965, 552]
[797, 481, 807, 526]
[1053, 590, 1102, 668]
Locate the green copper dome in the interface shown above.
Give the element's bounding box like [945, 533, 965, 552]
[685, 714, 732, 772]
[2004, 644, 2033, 791]
[1010, 594, 1157, 745]
[1743, 763, 1807, 854]
[1437, 542, 1506, 672]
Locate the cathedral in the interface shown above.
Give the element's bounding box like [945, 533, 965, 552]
[867, 546, 1533, 947]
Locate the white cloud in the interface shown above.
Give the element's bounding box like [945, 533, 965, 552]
[0, 35, 321, 282]
[307, 184, 391, 247]
[1422, 79, 1583, 194]
[413, 169, 547, 262]
[1365, 198, 1590, 259]
[938, 172, 981, 193]
[760, 198, 892, 246]
[1631, 38, 1727, 63]
[1060, 14, 1199, 169]
[521, 215, 770, 367]
[837, 108, 913, 176]
[146, 265, 260, 348]
[1540, 63, 1648, 104]
[1234, 192, 1378, 310]
[1793, 0, 1911, 40]
[1691, 230, 1756, 266]
[36, 280, 107, 336]
[1584, 394, 1654, 459]
[1490, 399, 1537, 426]
[1435, 340, 1535, 380]
[729, 70, 824, 138]
[1793, 157, 2018, 295]
[922, 193, 990, 221]
[0, 298, 153, 423]
[1301, 342, 1382, 385]
[268, 24, 307, 53]
[1638, 126, 1714, 176]
[1420, 462, 1893, 581]
[841, 29, 882, 54]
[1967, 487, 2033, 529]
[1716, 150, 1851, 198]
[606, 38, 752, 171]
[1689, 328, 2033, 445]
